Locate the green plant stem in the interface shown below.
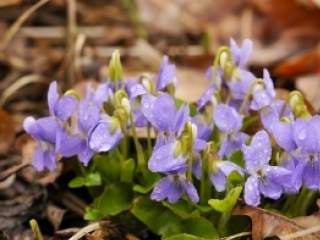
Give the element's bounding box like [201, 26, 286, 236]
[29, 219, 43, 240]
[147, 123, 152, 158]
[120, 135, 128, 159]
[296, 188, 317, 216]
[282, 194, 298, 215]
[290, 187, 317, 216]
[218, 212, 231, 236]
[200, 155, 211, 205]
[130, 115, 146, 177]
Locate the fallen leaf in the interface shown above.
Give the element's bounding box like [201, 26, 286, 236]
[0, 109, 15, 154]
[234, 204, 320, 240]
[46, 203, 65, 231]
[274, 49, 320, 78]
[296, 74, 320, 111]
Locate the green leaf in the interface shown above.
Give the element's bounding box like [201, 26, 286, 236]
[229, 150, 244, 168]
[164, 233, 213, 240]
[131, 197, 184, 237]
[84, 207, 102, 221]
[163, 200, 200, 219]
[208, 186, 242, 213]
[183, 217, 219, 238]
[93, 153, 121, 181]
[226, 171, 244, 190]
[85, 172, 102, 187]
[68, 176, 85, 188]
[133, 171, 160, 193]
[94, 182, 133, 216]
[121, 158, 135, 183]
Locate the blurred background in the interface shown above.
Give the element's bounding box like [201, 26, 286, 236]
[0, 0, 320, 238]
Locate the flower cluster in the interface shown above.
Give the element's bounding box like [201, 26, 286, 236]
[24, 39, 320, 210]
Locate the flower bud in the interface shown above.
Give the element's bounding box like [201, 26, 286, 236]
[108, 50, 123, 84]
[64, 89, 80, 100]
[288, 91, 311, 118]
[121, 98, 131, 114]
[140, 74, 154, 93]
[115, 89, 128, 106]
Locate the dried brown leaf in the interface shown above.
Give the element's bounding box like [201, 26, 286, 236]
[234, 205, 320, 240]
[296, 74, 320, 111]
[0, 109, 15, 154]
[274, 49, 320, 78]
[46, 203, 65, 231]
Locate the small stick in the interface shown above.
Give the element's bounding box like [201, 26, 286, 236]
[69, 222, 105, 240]
[0, 74, 44, 107]
[66, 0, 77, 87]
[0, 0, 51, 50]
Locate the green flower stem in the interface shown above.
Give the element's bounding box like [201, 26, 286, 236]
[147, 123, 152, 158]
[282, 194, 298, 215]
[130, 114, 147, 177]
[200, 153, 211, 205]
[218, 211, 231, 236]
[120, 135, 128, 160]
[29, 219, 43, 240]
[187, 151, 193, 181]
[294, 187, 317, 216]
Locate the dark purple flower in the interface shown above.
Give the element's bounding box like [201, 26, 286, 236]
[242, 130, 290, 206]
[250, 69, 275, 111]
[156, 56, 176, 91]
[230, 38, 252, 68]
[151, 174, 199, 203]
[89, 114, 123, 152]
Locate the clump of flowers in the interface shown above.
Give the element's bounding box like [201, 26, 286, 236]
[24, 41, 320, 238]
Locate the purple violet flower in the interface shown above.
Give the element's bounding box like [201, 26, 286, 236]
[193, 159, 243, 192]
[250, 69, 276, 111]
[141, 93, 189, 134]
[148, 138, 187, 173]
[48, 81, 78, 122]
[89, 114, 123, 152]
[292, 116, 320, 190]
[151, 174, 199, 203]
[23, 81, 80, 171]
[156, 56, 177, 91]
[213, 104, 248, 157]
[227, 69, 255, 101]
[260, 100, 296, 152]
[242, 130, 291, 206]
[230, 38, 253, 68]
[23, 116, 60, 171]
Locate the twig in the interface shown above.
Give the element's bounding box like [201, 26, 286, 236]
[69, 222, 105, 240]
[0, 0, 50, 50]
[0, 162, 30, 181]
[66, 0, 77, 88]
[220, 232, 251, 240]
[280, 225, 320, 240]
[0, 74, 44, 107]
